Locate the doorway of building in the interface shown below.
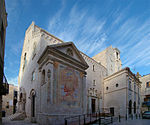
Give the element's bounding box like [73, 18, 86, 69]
[91, 99, 96, 113]
[31, 94, 35, 117]
[110, 107, 114, 116]
[129, 100, 132, 114]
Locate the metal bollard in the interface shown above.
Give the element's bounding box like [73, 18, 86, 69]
[99, 111, 101, 125]
[119, 115, 121, 122]
[90, 113, 91, 123]
[111, 115, 113, 123]
[84, 114, 86, 125]
[126, 114, 127, 120]
[96, 112, 97, 120]
[131, 114, 133, 120]
[65, 119, 67, 125]
[79, 115, 80, 125]
[136, 114, 137, 119]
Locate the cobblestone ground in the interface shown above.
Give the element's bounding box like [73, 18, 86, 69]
[111, 119, 150, 125]
[2, 118, 39, 125]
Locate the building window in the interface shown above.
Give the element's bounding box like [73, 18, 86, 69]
[129, 80, 131, 90]
[14, 90, 18, 98]
[93, 80, 96, 86]
[116, 52, 119, 59]
[106, 87, 109, 90]
[42, 70, 45, 84]
[129, 100, 132, 114]
[93, 65, 95, 71]
[146, 81, 150, 88]
[134, 82, 136, 91]
[134, 102, 136, 114]
[116, 83, 119, 87]
[6, 102, 9, 108]
[23, 53, 27, 71]
[31, 71, 35, 81]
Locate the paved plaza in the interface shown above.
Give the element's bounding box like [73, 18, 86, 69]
[2, 118, 38, 125]
[2, 117, 150, 125]
[111, 119, 150, 125]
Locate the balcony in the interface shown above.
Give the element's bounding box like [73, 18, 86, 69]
[0, 75, 9, 95]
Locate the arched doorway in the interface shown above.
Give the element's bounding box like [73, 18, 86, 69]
[30, 89, 36, 119]
[129, 100, 132, 114]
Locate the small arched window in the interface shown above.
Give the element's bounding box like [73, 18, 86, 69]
[93, 65, 95, 71]
[106, 87, 109, 90]
[42, 70, 45, 84]
[116, 83, 119, 87]
[23, 53, 27, 71]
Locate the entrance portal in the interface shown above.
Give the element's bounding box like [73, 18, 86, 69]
[91, 99, 96, 113]
[30, 89, 36, 121]
[129, 100, 132, 114]
[31, 95, 35, 117]
[110, 107, 114, 116]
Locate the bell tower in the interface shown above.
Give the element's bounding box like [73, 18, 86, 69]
[113, 48, 122, 72]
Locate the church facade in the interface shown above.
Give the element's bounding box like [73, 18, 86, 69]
[17, 22, 141, 124]
[18, 22, 88, 124]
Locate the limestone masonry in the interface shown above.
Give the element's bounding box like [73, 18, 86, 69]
[16, 22, 143, 125]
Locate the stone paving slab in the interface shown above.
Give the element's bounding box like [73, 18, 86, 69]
[2, 118, 39, 125]
[111, 119, 150, 125]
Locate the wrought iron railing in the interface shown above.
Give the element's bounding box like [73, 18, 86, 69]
[64, 112, 113, 125]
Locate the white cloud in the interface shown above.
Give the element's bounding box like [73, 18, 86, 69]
[8, 76, 18, 86]
[47, 1, 150, 74]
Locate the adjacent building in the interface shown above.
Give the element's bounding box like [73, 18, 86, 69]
[104, 67, 141, 118]
[2, 84, 18, 117]
[0, 0, 8, 124]
[140, 74, 150, 112]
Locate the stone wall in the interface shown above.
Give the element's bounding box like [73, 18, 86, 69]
[104, 68, 141, 117]
[2, 84, 18, 117]
[81, 52, 107, 113]
[92, 46, 122, 76]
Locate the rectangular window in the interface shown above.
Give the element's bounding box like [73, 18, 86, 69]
[6, 102, 9, 108]
[146, 81, 150, 88]
[129, 80, 131, 90]
[93, 65, 95, 71]
[93, 80, 96, 86]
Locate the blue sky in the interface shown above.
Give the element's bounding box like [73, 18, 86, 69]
[5, 0, 150, 85]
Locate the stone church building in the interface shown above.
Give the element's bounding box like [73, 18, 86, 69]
[17, 22, 141, 124]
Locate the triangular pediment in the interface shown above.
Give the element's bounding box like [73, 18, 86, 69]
[49, 42, 88, 66]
